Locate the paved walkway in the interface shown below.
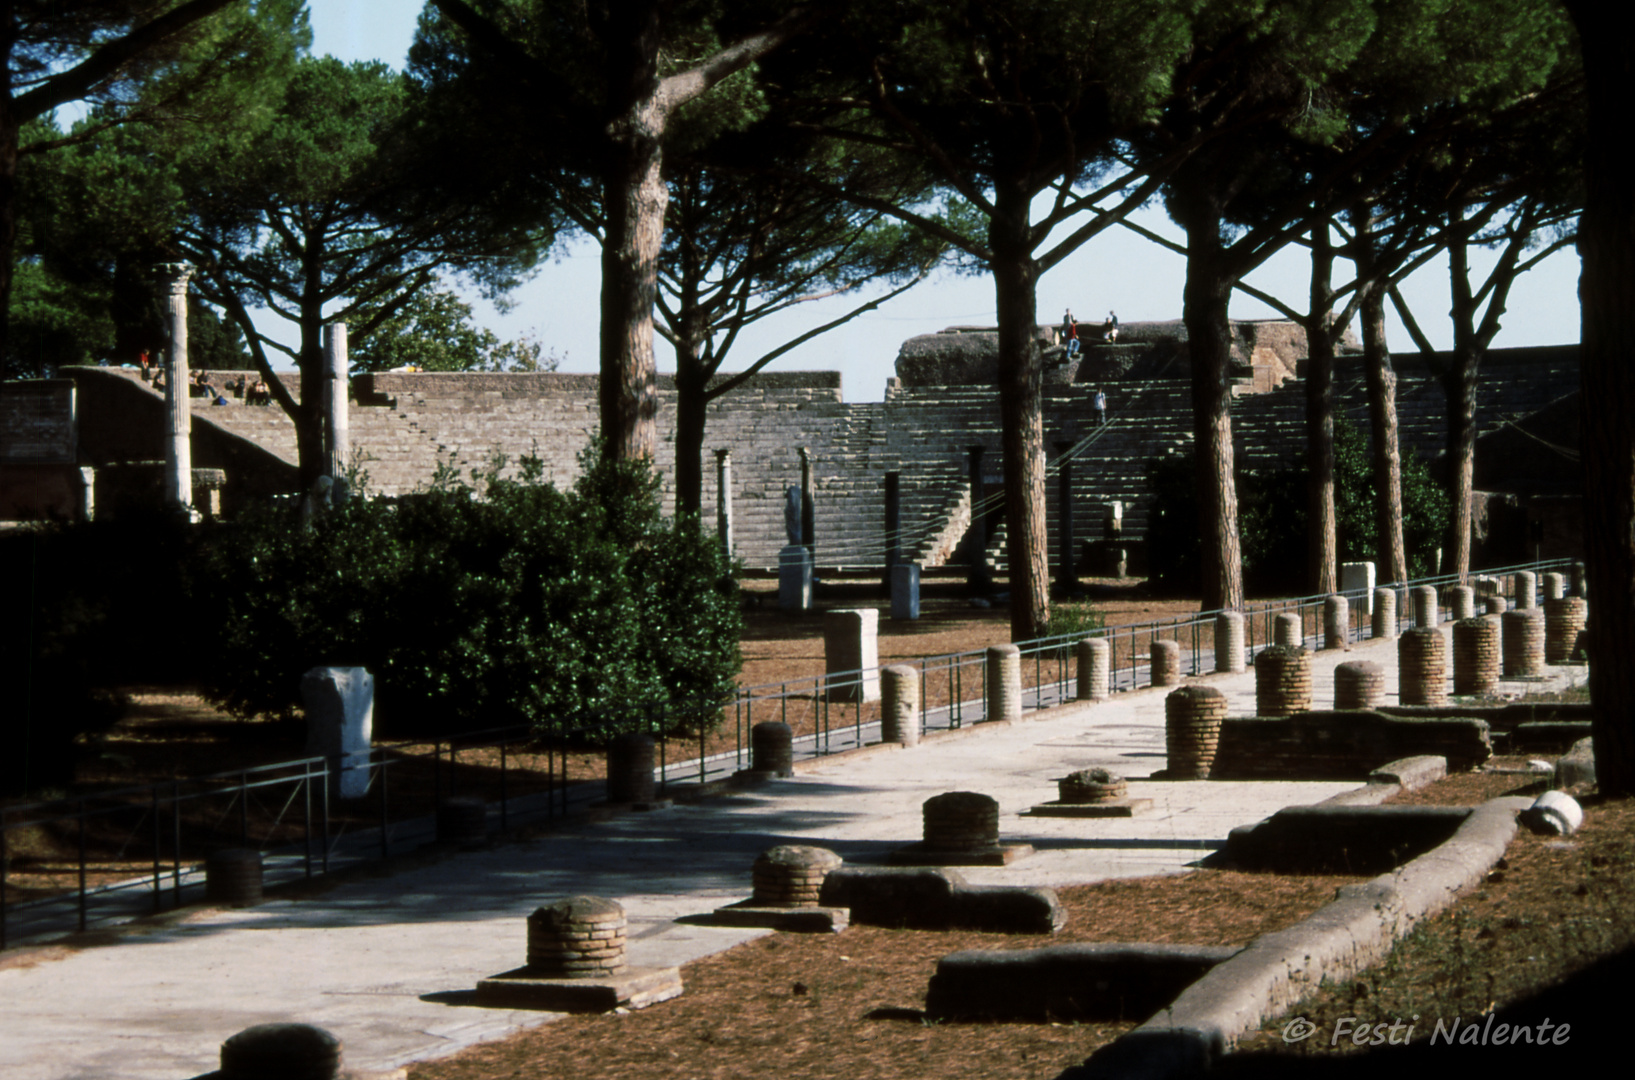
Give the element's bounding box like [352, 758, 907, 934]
[0, 630, 1585, 1079]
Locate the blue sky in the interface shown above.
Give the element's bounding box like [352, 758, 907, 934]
[303, 2, 1581, 402]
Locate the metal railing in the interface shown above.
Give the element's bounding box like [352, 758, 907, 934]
[2, 557, 1573, 947]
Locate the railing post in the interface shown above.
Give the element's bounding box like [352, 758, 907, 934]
[152, 787, 163, 911]
[78, 800, 88, 932]
[500, 742, 510, 834]
[378, 752, 390, 859]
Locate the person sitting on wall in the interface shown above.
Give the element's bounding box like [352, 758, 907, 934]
[1103, 311, 1119, 343]
[189, 370, 210, 398]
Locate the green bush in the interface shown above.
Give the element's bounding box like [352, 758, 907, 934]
[1146, 420, 1450, 596]
[191, 450, 742, 738]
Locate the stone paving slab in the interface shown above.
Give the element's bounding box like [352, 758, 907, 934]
[0, 633, 1585, 1079]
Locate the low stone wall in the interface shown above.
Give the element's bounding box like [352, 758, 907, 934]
[1224, 805, 1472, 874]
[816, 866, 1064, 933]
[1207, 710, 1492, 779]
[925, 943, 1237, 1022]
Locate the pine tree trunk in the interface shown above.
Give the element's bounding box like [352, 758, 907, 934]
[1360, 285, 1407, 584]
[0, 92, 16, 368]
[1442, 347, 1479, 580]
[599, 1, 664, 464]
[990, 185, 1049, 641]
[673, 345, 709, 521]
[1178, 200, 1243, 612]
[1304, 223, 1337, 595]
[1567, 0, 1635, 796]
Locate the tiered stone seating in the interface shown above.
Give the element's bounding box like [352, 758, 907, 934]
[65, 344, 1577, 573]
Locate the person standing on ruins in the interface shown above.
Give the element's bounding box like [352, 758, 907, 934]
[1103, 311, 1119, 343]
[1062, 310, 1081, 357]
[1094, 387, 1107, 426]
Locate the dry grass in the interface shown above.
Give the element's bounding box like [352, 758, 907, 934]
[407, 871, 1358, 1080]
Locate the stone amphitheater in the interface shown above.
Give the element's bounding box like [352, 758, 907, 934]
[56, 318, 1580, 572]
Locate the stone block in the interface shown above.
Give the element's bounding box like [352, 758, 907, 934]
[1555, 737, 1596, 788]
[301, 667, 374, 799]
[1209, 710, 1491, 779]
[1225, 805, 1472, 874]
[824, 608, 879, 702]
[1340, 561, 1375, 615]
[890, 562, 920, 619]
[818, 867, 1063, 933]
[777, 545, 813, 612]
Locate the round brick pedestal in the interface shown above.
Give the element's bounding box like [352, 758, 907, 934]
[1255, 645, 1311, 717]
[1412, 585, 1439, 628]
[1453, 617, 1500, 695]
[528, 896, 627, 977]
[922, 792, 1001, 853]
[436, 796, 487, 847]
[219, 1023, 342, 1080]
[205, 848, 263, 908]
[1058, 768, 1129, 804]
[1515, 570, 1537, 610]
[606, 733, 656, 804]
[751, 846, 842, 907]
[1334, 661, 1385, 709]
[1165, 686, 1227, 779]
[986, 645, 1022, 722]
[1372, 588, 1397, 641]
[1399, 628, 1448, 705]
[1502, 608, 1545, 677]
[1544, 597, 1588, 664]
[1214, 612, 1245, 673]
[1151, 640, 1182, 687]
[881, 666, 920, 746]
[752, 721, 794, 776]
[1323, 595, 1349, 650]
[1078, 637, 1111, 701]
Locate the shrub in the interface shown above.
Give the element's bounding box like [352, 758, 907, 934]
[1145, 420, 1450, 596]
[191, 450, 742, 738]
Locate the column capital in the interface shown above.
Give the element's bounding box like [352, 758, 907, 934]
[714, 447, 732, 462]
[153, 263, 194, 295]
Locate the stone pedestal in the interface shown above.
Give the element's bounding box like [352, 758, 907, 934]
[1322, 595, 1350, 650]
[892, 791, 1031, 865]
[891, 562, 921, 620]
[706, 846, 849, 932]
[1027, 768, 1152, 818]
[1165, 686, 1227, 779]
[777, 545, 813, 612]
[1214, 613, 1245, 673]
[478, 896, 683, 1011]
[1372, 587, 1398, 641]
[1399, 628, 1448, 705]
[1254, 646, 1311, 717]
[881, 665, 920, 746]
[1514, 570, 1537, 610]
[1453, 617, 1500, 695]
[751, 721, 794, 777]
[301, 667, 374, 800]
[1542, 572, 1566, 601]
[435, 796, 487, 848]
[824, 608, 880, 702]
[1485, 594, 1507, 615]
[1151, 640, 1182, 686]
[1502, 608, 1545, 677]
[986, 644, 1023, 722]
[218, 1023, 341, 1080]
[1449, 585, 1476, 621]
[205, 848, 263, 909]
[1544, 597, 1588, 664]
[1334, 661, 1385, 709]
[606, 733, 658, 805]
[1340, 561, 1375, 616]
[1412, 585, 1439, 628]
[1274, 612, 1303, 648]
[1077, 638, 1110, 701]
